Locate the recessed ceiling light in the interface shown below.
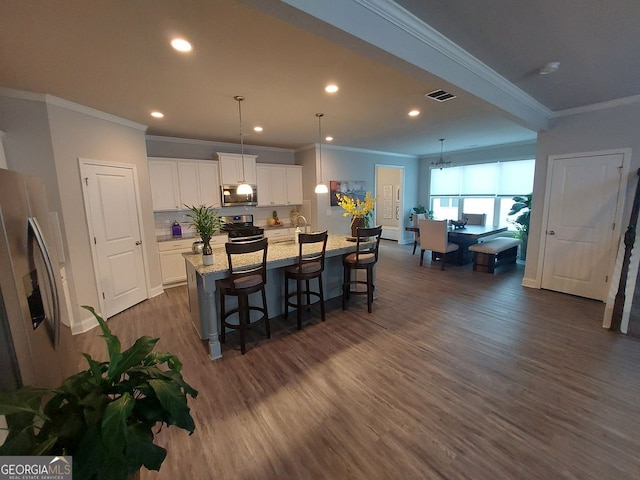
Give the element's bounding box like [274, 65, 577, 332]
[325, 136, 334, 142]
[253, 126, 263, 133]
[150, 111, 164, 118]
[171, 38, 192, 52]
[408, 109, 420, 117]
[539, 61, 560, 75]
[325, 84, 339, 93]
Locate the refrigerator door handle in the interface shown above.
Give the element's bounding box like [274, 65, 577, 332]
[27, 217, 61, 347]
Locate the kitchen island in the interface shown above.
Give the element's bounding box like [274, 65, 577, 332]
[184, 234, 366, 360]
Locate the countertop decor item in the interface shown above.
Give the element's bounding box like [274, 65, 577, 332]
[0, 305, 198, 480]
[185, 204, 223, 266]
[336, 191, 376, 236]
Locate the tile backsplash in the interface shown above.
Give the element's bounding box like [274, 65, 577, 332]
[154, 205, 303, 236]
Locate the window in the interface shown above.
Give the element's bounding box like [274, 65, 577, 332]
[429, 159, 534, 229]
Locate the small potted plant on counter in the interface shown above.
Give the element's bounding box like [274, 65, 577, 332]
[0, 306, 198, 480]
[185, 204, 223, 266]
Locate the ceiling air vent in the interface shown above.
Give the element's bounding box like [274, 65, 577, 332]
[425, 89, 456, 102]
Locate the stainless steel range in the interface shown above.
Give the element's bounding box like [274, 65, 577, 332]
[220, 214, 264, 243]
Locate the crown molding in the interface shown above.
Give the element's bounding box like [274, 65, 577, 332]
[550, 94, 640, 118]
[0, 87, 147, 131]
[295, 142, 417, 159]
[146, 134, 295, 153]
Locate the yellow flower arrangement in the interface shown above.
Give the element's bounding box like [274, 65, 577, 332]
[335, 191, 376, 224]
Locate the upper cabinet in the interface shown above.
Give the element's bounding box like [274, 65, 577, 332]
[149, 158, 220, 211]
[256, 164, 303, 207]
[217, 152, 257, 185]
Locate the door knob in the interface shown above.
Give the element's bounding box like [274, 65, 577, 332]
[135, 240, 142, 245]
[548, 230, 555, 235]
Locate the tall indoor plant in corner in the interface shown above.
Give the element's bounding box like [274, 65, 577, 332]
[186, 204, 223, 266]
[0, 306, 198, 480]
[508, 193, 532, 260]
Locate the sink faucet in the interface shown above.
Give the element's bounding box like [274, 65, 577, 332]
[296, 215, 308, 233]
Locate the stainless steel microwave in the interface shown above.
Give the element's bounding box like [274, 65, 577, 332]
[221, 185, 258, 207]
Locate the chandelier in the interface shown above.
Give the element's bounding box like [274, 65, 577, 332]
[431, 138, 452, 170]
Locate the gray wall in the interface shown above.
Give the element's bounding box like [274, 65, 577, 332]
[146, 136, 295, 164]
[297, 144, 419, 238]
[525, 102, 640, 284]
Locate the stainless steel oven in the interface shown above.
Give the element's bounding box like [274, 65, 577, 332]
[221, 185, 258, 207]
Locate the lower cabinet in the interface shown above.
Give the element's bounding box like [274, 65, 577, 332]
[264, 228, 295, 243]
[158, 235, 227, 286]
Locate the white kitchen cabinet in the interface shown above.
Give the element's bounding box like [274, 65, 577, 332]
[149, 158, 220, 211]
[264, 227, 295, 243]
[149, 160, 180, 210]
[256, 164, 303, 207]
[158, 234, 228, 286]
[217, 152, 257, 185]
[285, 166, 303, 205]
[158, 238, 194, 285]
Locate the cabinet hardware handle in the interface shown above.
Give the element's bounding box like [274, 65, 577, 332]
[548, 230, 555, 235]
[136, 240, 143, 245]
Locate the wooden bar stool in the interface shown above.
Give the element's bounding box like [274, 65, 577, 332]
[219, 238, 269, 354]
[284, 230, 328, 330]
[342, 225, 382, 313]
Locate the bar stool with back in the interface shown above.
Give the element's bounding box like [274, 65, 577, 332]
[284, 230, 328, 330]
[219, 238, 270, 354]
[342, 225, 383, 313]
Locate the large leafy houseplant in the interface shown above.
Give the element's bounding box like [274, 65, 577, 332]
[185, 204, 223, 247]
[0, 306, 198, 480]
[508, 193, 532, 240]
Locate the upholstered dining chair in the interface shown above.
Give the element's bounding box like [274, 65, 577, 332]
[418, 219, 460, 270]
[462, 213, 486, 225]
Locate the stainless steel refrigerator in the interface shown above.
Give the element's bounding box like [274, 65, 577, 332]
[0, 169, 77, 392]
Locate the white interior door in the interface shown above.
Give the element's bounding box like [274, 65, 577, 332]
[541, 152, 626, 300]
[83, 163, 147, 317]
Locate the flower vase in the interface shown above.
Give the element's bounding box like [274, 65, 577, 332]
[350, 216, 366, 237]
[202, 242, 213, 266]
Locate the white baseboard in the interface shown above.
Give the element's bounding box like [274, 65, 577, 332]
[521, 277, 538, 289]
[149, 285, 164, 298]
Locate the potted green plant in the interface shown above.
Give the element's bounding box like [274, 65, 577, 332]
[508, 193, 532, 259]
[0, 306, 197, 480]
[410, 205, 433, 223]
[185, 204, 223, 266]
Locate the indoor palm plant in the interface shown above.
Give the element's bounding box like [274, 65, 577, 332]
[0, 306, 198, 480]
[185, 204, 223, 266]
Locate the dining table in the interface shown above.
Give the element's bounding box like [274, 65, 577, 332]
[405, 224, 508, 264]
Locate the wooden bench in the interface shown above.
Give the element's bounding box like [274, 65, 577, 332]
[468, 237, 521, 273]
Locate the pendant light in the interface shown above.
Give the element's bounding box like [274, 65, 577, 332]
[234, 95, 253, 195]
[314, 113, 328, 194]
[431, 138, 452, 170]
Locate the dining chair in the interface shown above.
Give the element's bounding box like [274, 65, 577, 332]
[418, 219, 460, 270]
[462, 213, 486, 225]
[411, 214, 424, 254]
[219, 238, 269, 354]
[342, 225, 383, 313]
[284, 230, 328, 330]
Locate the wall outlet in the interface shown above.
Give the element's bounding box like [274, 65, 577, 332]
[326, 209, 332, 216]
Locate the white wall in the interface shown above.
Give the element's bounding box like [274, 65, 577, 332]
[525, 102, 640, 284]
[0, 91, 160, 332]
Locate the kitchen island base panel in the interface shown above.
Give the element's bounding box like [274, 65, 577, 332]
[184, 236, 372, 359]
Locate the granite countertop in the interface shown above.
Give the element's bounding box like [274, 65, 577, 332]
[183, 234, 361, 279]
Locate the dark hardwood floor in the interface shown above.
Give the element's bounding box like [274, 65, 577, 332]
[76, 240, 640, 479]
